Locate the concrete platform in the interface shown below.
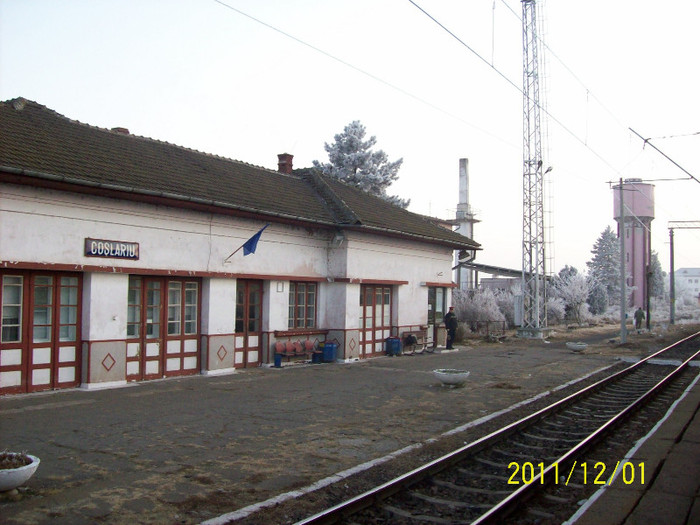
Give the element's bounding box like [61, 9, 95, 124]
[569, 371, 700, 525]
[0, 327, 697, 525]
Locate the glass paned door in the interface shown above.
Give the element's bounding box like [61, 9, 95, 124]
[164, 280, 199, 377]
[0, 272, 82, 394]
[235, 280, 262, 368]
[360, 285, 392, 357]
[428, 287, 446, 347]
[126, 277, 163, 381]
[127, 277, 199, 381]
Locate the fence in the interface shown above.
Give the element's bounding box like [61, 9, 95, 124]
[470, 320, 507, 338]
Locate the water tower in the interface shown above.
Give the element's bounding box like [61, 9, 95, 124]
[613, 178, 655, 309]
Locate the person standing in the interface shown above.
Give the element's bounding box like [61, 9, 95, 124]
[444, 306, 458, 349]
[634, 307, 645, 331]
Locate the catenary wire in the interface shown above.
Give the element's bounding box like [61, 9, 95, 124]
[211, 0, 516, 148]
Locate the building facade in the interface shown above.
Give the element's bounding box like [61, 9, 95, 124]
[675, 268, 700, 304]
[0, 99, 479, 395]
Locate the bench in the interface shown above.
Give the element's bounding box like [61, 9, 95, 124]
[274, 341, 296, 362]
[274, 340, 321, 363]
[402, 330, 430, 355]
[303, 339, 323, 361]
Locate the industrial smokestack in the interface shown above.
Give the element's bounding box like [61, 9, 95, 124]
[457, 158, 469, 219]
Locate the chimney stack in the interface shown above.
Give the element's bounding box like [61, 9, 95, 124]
[457, 158, 469, 219]
[277, 153, 294, 175]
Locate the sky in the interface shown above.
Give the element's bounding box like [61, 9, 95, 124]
[1, 0, 699, 275]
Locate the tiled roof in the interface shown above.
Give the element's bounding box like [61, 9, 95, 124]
[0, 98, 480, 250]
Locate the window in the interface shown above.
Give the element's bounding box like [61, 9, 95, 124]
[33, 276, 53, 343]
[146, 281, 161, 338]
[288, 282, 316, 329]
[127, 276, 142, 338]
[58, 276, 79, 342]
[1, 275, 23, 343]
[167, 282, 182, 335]
[184, 282, 198, 335]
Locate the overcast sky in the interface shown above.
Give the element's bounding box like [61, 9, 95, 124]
[1, 0, 698, 274]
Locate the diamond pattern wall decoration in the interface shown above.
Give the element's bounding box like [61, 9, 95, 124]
[102, 353, 116, 372]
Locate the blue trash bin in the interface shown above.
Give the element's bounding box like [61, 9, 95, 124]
[322, 342, 337, 362]
[385, 337, 401, 356]
[274, 353, 282, 368]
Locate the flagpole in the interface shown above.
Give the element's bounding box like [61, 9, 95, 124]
[223, 245, 245, 262]
[223, 224, 270, 262]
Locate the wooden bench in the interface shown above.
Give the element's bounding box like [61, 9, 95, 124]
[402, 330, 430, 355]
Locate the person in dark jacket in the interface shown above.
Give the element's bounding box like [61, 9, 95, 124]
[444, 306, 458, 349]
[634, 307, 645, 330]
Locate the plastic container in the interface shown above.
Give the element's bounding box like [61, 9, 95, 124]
[322, 342, 337, 362]
[274, 353, 282, 368]
[385, 337, 401, 356]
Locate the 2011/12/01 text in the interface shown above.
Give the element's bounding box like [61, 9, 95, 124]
[507, 461, 645, 486]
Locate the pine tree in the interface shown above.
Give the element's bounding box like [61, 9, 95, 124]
[648, 250, 665, 299]
[313, 121, 409, 208]
[586, 226, 621, 309]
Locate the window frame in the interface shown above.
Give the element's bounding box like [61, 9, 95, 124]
[288, 282, 317, 329]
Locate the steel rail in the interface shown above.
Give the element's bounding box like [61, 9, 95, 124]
[294, 332, 700, 525]
[473, 344, 700, 524]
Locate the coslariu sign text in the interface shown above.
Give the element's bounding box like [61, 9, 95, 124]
[84, 238, 139, 260]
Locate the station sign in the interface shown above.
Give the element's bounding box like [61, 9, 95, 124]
[84, 238, 140, 260]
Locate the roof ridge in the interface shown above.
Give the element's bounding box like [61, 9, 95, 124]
[2, 97, 292, 178]
[298, 169, 361, 225]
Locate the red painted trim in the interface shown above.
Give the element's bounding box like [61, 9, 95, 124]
[423, 281, 458, 288]
[0, 260, 326, 281]
[273, 329, 330, 337]
[331, 278, 409, 285]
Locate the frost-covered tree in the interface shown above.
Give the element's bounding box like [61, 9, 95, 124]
[551, 266, 592, 324]
[547, 295, 566, 325]
[586, 226, 620, 307]
[453, 288, 505, 327]
[313, 121, 409, 208]
[649, 250, 665, 299]
[494, 289, 516, 327]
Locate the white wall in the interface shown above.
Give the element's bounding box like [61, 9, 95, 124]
[82, 272, 128, 341]
[201, 278, 236, 334]
[3, 184, 457, 344]
[0, 185, 331, 278]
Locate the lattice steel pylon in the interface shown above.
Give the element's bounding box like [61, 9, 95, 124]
[518, 0, 548, 338]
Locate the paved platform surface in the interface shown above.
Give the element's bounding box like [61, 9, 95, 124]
[0, 326, 698, 524]
[571, 370, 700, 525]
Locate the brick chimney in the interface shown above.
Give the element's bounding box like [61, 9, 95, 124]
[277, 153, 293, 174]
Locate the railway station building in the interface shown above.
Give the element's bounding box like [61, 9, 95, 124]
[0, 98, 480, 395]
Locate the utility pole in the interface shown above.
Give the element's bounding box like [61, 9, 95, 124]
[518, 0, 548, 339]
[670, 228, 675, 324]
[619, 179, 627, 344]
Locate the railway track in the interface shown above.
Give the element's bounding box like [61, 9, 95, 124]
[294, 332, 700, 525]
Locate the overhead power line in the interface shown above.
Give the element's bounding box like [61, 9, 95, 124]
[212, 0, 513, 147]
[407, 0, 620, 175]
[629, 128, 700, 184]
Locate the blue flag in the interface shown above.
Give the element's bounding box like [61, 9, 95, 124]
[242, 225, 269, 256]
